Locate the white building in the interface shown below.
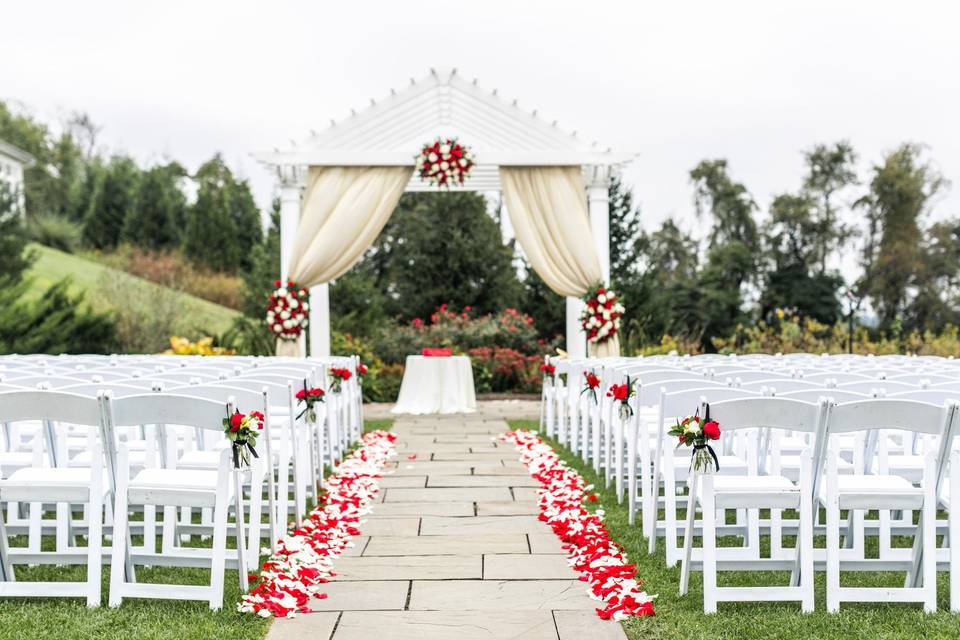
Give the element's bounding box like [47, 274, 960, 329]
[0, 139, 35, 213]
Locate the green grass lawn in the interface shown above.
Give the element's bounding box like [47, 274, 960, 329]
[508, 420, 960, 640]
[0, 419, 392, 640]
[24, 243, 240, 334]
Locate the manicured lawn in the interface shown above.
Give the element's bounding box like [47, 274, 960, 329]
[363, 418, 394, 433]
[24, 243, 239, 334]
[508, 420, 960, 640]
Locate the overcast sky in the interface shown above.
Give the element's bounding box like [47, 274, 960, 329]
[3, 1, 958, 253]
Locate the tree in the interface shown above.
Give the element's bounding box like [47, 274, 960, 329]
[519, 264, 565, 341]
[609, 173, 644, 275]
[0, 183, 33, 284]
[83, 155, 140, 249]
[363, 191, 523, 322]
[802, 141, 858, 274]
[183, 155, 263, 273]
[858, 143, 946, 329]
[760, 193, 843, 324]
[122, 162, 187, 249]
[689, 160, 758, 345]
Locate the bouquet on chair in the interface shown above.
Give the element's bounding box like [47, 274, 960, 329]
[668, 409, 721, 472]
[329, 367, 352, 393]
[606, 377, 635, 421]
[224, 409, 264, 468]
[581, 371, 601, 404]
[296, 385, 326, 422]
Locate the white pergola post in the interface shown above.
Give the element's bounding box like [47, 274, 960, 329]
[278, 166, 302, 283]
[565, 296, 586, 358]
[309, 285, 331, 357]
[587, 165, 612, 284]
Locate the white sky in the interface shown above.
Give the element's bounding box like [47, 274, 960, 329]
[3, 0, 959, 259]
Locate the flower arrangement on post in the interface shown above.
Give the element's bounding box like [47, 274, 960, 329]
[668, 410, 721, 472]
[266, 280, 309, 341]
[580, 286, 624, 344]
[295, 384, 325, 422]
[582, 371, 601, 404]
[415, 137, 474, 187]
[606, 376, 635, 421]
[224, 408, 264, 468]
[329, 367, 352, 393]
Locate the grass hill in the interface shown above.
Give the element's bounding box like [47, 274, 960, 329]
[24, 243, 240, 335]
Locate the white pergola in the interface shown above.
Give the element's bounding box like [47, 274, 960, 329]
[254, 68, 634, 357]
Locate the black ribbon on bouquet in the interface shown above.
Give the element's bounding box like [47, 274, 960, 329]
[689, 403, 720, 472]
[295, 378, 310, 421]
[232, 440, 259, 470]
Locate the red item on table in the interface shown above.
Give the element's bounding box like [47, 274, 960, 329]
[422, 348, 452, 357]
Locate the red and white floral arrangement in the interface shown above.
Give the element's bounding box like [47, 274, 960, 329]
[238, 429, 397, 618]
[266, 279, 309, 341]
[580, 286, 624, 344]
[329, 367, 352, 393]
[500, 429, 654, 620]
[415, 137, 474, 187]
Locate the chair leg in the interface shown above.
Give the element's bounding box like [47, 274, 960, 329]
[701, 477, 717, 613]
[922, 455, 937, 614]
[0, 505, 15, 582]
[800, 494, 814, 612]
[951, 452, 960, 613]
[826, 475, 841, 613]
[86, 493, 103, 607]
[108, 491, 129, 607]
[209, 475, 230, 610]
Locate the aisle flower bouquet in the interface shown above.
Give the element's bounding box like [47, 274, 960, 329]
[295, 385, 325, 422]
[580, 286, 624, 344]
[266, 280, 309, 341]
[582, 371, 601, 404]
[668, 411, 721, 472]
[329, 367, 352, 393]
[606, 377, 635, 421]
[224, 409, 264, 468]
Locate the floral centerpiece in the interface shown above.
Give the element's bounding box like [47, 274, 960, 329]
[295, 385, 325, 422]
[224, 408, 265, 468]
[266, 280, 309, 341]
[668, 411, 721, 472]
[329, 367, 352, 393]
[415, 137, 474, 187]
[580, 286, 624, 345]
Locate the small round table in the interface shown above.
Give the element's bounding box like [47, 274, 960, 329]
[391, 355, 477, 414]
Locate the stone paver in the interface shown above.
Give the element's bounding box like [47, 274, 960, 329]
[336, 555, 481, 580]
[419, 515, 545, 535]
[483, 554, 574, 579]
[334, 610, 557, 640]
[409, 580, 595, 610]
[273, 404, 626, 640]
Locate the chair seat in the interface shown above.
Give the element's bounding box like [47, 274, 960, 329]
[1, 467, 108, 501]
[129, 468, 221, 491]
[695, 474, 799, 508]
[177, 450, 222, 469]
[818, 474, 923, 510]
[72, 449, 149, 467]
[0, 451, 34, 470]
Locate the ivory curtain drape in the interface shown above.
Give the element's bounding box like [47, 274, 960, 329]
[276, 165, 413, 356]
[499, 166, 619, 357]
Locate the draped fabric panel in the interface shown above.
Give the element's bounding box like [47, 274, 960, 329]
[288, 166, 413, 285]
[589, 335, 621, 358]
[277, 165, 412, 356]
[499, 166, 603, 297]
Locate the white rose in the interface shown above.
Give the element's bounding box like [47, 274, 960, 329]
[277, 287, 287, 296]
[280, 310, 290, 320]
[428, 153, 438, 162]
[273, 323, 283, 332]
[597, 294, 607, 304]
[302, 302, 309, 311]
[431, 163, 439, 172]
[440, 144, 451, 155]
[290, 299, 298, 308]
[440, 161, 449, 170]
[283, 319, 293, 329]
[460, 159, 468, 167]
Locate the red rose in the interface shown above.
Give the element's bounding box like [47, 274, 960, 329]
[296, 389, 306, 400]
[540, 363, 556, 375]
[585, 373, 601, 389]
[229, 412, 244, 432]
[607, 383, 629, 401]
[703, 420, 721, 440]
[358, 364, 368, 375]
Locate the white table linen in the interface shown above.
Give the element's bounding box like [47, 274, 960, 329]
[392, 355, 477, 415]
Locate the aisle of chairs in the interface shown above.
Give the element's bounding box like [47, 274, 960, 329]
[0, 353, 364, 609]
[541, 352, 960, 613]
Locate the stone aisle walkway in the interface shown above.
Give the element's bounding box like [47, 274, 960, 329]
[268, 412, 626, 640]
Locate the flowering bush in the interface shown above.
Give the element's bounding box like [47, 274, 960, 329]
[165, 335, 236, 356]
[467, 347, 542, 394]
[374, 304, 552, 364]
[415, 138, 474, 187]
